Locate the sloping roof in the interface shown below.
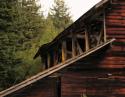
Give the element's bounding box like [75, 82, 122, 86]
[34, 0, 110, 59]
[0, 39, 115, 97]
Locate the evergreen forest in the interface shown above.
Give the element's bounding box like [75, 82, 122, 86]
[0, 0, 73, 91]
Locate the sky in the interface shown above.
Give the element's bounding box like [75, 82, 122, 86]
[39, 0, 101, 21]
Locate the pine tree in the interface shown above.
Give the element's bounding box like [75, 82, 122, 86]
[0, 33, 22, 90]
[0, 0, 22, 90]
[49, 0, 73, 33]
[11, 0, 44, 50]
[0, 0, 45, 90]
[41, 14, 58, 44]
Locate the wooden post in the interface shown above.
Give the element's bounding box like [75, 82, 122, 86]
[85, 31, 89, 51]
[56, 75, 61, 97]
[47, 53, 50, 68]
[97, 28, 103, 45]
[62, 41, 67, 62]
[43, 56, 48, 69]
[72, 33, 76, 57]
[104, 11, 107, 42]
[50, 74, 61, 97]
[53, 49, 58, 66]
[76, 40, 83, 54]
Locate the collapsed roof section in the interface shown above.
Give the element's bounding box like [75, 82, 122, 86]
[34, 0, 110, 59]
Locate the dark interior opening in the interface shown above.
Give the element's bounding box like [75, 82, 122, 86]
[57, 43, 62, 63]
[66, 38, 72, 59]
[50, 50, 54, 67]
[77, 38, 85, 52]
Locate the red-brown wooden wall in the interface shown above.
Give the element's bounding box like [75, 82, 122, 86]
[99, 0, 125, 68]
[61, 0, 125, 96]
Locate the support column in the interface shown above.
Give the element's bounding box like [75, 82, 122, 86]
[53, 49, 58, 65]
[76, 39, 83, 54]
[72, 33, 76, 57]
[43, 55, 48, 69]
[50, 74, 61, 97]
[55, 75, 61, 97]
[62, 41, 67, 62]
[97, 28, 103, 45]
[47, 53, 50, 68]
[85, 31, 89, 51]
[104, 11, 107, 42]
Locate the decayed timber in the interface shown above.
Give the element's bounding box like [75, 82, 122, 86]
[85, 31, 89, 51]
[62, 41, 67, 62]
[47, 53, 51, 68]
[72, 33, 76, 57]
[104, 12, 107, 42]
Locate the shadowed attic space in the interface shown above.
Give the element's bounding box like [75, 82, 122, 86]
[33, 0, 110, 61]
[34, 13, 107, 69]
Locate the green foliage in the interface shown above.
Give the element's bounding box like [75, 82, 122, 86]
[0, 0, 73, 91]
[0, 0, 23, 90]
[0, 33, 22, 89]
[49, 0, 73, 33]
[0, 0, 44, 90]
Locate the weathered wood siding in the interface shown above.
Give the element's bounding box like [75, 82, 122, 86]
[99, 0, 125, 68]
[61, 68, 125, 97]
[61, 1, 125, 96]
[60, 45, 125, 97]
[6, 77, 58, 97]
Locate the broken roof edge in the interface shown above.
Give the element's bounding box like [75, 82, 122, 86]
[34, 0, 110, 59]
[0, 38, 115, 97]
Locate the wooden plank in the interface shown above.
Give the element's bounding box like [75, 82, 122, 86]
[104, 11, 107, 42]
[53, 50, 58, 66]
[47, 53, 51, 68]
[76, 40, 83, 54]
[85, 31, 89, 51]
[99, 64, 125, 68]
[55, 75, 61, 97]
[107, 35, 125, 39]
[72, 33, 76, 57]
[62, 41, 67, 62]
[106, 31, 125, 35]
[42, 56, 48, 69]
[97, 28, 104, 45]
[67, 33, 85, 39]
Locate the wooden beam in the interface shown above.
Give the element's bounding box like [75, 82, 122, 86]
[48, 73, 61, 97]
[55, 75, 61, 97]
[42, 56, 48, 69]
[72, 33, 76, 57]
[97, 28, 104, 45]
[53, 50, 58, 66]
[104, 11, 107, 42]
[62, 41, 67, 62]
[67, 33, 85, 39]
[76, 39, 83, 54]
[85, 31, 89, 51]
[49, 73, 61, 97]
[47, 53, 51, 68]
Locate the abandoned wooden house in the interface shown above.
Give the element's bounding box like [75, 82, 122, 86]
[0, 0, 125, 97]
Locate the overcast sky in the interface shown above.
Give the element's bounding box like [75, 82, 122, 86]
[39, 0, 101, 21]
